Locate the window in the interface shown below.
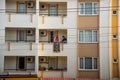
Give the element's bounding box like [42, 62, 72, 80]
[18, 3, 26, 13]
[79, 2, 98, 15]
[50, 5, 57, 16]
[79, 30, 98, 43]
[79, 57, 98, 70]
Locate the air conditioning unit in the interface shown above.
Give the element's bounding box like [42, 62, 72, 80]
[27, 1, 34, 8]
[40, 4, 47, 10]
[40, 57, 48, 62]
[112, 34, 117, 39]
[40, 30, 47, 37]
[27, 30, 33, 35]
[27, 57, 34, 63]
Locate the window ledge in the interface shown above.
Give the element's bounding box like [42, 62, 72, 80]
[78, 42, 98, 44]
[78, 69, 99, 71]
[78, 14, 98, 16]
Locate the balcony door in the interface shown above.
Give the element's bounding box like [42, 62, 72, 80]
[18, 2, 26, 13]
[50, 5, 57, 16]
[18, 57, 26, 70]
[18, 30, 26, 41]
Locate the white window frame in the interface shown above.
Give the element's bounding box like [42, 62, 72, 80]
[78, 30, 98, 43]
[78, 57, 98, 71]
[79, 2, 98, 15]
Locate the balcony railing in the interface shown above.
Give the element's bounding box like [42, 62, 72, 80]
[6, 40, 35, 42]
[39, 10, 67, 16]
[0, 42, 37, 51]
[6, 9, 36, 14]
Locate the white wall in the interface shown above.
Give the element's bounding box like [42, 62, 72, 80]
[99, 0, 110, 79]
[0, 0, 6, 43]
[0, 55, 4, 74]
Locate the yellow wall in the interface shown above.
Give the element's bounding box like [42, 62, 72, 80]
[111, 0, 119, 78]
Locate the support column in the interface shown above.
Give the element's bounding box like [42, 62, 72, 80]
[0, 0, 6, 13]
[35, 28, 39, 43]
[0, 28, 5, 44]
[0, 55, 4, 74]
[36, 0, 39, 15]
[35, 56, 39, 76]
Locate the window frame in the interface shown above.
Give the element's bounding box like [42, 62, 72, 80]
[78, 57, 98, 71]
[78, 30, 98, 43]
[79, 2, 98, 15]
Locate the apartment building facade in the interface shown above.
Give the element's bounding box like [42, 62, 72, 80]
[0, 0, 77, 79]
[0, 0, 120, 80]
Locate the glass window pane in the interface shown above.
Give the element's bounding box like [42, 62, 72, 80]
[50, 5, 57, 16]
[93, 3, 98, 14]
[80, 31, 84, 42]
[80, 3, 84, 14]
[85, 31, 92, 42]
[92, 31, 97, 42]
[85, 57, 92, 69]
[85, 3, 92, 14]
[18, 3, 25, 13]
[94, 58, 97, 69]
[80, 58, 83, 69]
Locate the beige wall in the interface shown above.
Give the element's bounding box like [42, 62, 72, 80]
[78, 71, 99, 78]
[4, 56, 17, 69]
[78, 44, 99, 57]
[78, 16, 99, 29]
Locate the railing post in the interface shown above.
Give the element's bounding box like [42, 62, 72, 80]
[8, 42, 11, 51]
[61, 71, 64, 78]
[61, 43, 64, 51]
[41, 43, 44, 51]
[8, 13, 12, 22]
[61, 16, 64, 24]
[30, 42, 33, 50]
[41, 15, 44, 24]
[31, 14, 34, 23]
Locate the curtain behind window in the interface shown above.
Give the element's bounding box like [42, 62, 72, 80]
[85, 58, 92, 69]
[85, 3, 92, 14]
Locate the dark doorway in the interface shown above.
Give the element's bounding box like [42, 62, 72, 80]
[18, 57, 25, 69]
[50, 31, 55, 42]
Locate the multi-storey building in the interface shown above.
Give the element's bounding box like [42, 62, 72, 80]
[0, 0, 77, 79]
[0, 0, 120, 80]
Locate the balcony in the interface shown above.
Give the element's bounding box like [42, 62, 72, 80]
[39, 2, 67, 16]
[39, 56, 67, 71]
[39, 29, 67, 43]
[5, 28, 35, 42]
[5, 0, 37, 27]
[4, 56, 36, 75]
[39, 56, 67, 78]
[6, 0, 36, 14]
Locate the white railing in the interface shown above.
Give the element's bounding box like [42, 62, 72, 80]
[39, 16, 67, 28]
[5, 13, 37, 27]
[0, 42, 37, 51]
[39, 43, 76, 55]
[39, 71, 63, 78]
